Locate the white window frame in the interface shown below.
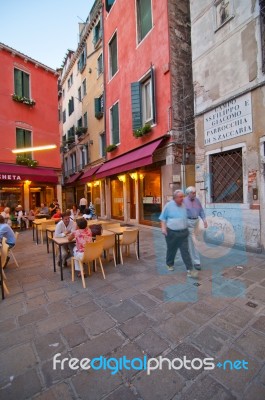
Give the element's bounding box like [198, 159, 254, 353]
[108, 30, 118, 81]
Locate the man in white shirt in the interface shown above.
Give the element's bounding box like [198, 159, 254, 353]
[79, 197, 87, 214]
[54, 212, 75, 266]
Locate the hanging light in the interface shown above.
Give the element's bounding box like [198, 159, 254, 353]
[129, 172, 138, 180]
[117, 175, 126, 182]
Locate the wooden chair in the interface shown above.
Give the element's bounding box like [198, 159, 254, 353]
[39, 220, 55, 244]
[70, 239, 105, 288]
[8, 231, 19, 268]
[96, 233, 116, 267]
[1, 238, 10, 295]
[119, 229, 139, 265]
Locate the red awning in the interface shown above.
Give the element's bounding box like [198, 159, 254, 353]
[0, 163, 59, 183]
[79, 165, 102, 183]
[95, 138, 164, 179]
[65, 172, 83, 185]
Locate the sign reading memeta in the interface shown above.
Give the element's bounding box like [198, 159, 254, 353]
[204, 93, 252, 145]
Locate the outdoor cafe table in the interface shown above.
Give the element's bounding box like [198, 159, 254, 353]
[32, 219, 54, 245]
[51, 230, 115, 281]
[105, 227, 140, 265]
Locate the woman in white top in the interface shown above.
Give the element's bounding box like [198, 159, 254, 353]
[70, 204, 80, 221]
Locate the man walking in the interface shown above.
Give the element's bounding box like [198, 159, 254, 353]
[183, 186, 208, 270]
[159, 190, 197, 278]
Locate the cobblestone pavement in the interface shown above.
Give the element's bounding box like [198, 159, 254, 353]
[0, 227, 265, 400]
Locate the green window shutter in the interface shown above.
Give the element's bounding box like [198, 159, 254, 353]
[111, 103, 119, 144]
[110, 34, 118, 76]
[16, 128, 24, 148]
[131, 82, 142, 131]
[139, 0, 152, 40]
[151, 66, 156, 124]
[95, 97, 103, 119]
[23, 72, 30, 98]
[14, 69, 22, 96]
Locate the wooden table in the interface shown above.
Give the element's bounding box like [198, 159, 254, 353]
[105, 227, 140, 265]
[51, 236, 76, 281]
[32, 219, 55, 244]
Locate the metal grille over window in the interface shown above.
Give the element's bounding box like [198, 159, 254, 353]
[210, 148, 243, 203]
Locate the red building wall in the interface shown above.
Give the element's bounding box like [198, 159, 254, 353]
[103, 0, 171, 157]
[0, 45, 60, 168]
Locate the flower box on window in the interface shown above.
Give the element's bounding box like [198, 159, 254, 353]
[133, 123, 152, 138]
[75, 127, 88, 137]
[106, 144, 118, 152]
[12, 94, 36, 106]
[16, 155, 38, 168]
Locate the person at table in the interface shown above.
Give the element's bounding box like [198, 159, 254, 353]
[70, 204, 80, 221]
[54, 212, 75, 267]
[1, 207, 12, 226]
[16, 205, 29, 229]
[49, 199, 59, 217]
[39, 203, 49, 215]
[52, 207, 62, 219]
[0, 215, 16, 267]
[27, 207, 37, 226]
[68, 217, 92, 277]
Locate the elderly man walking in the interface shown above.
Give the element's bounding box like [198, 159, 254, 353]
[159, 190, 197, 278]
[183, 186, 208, 270]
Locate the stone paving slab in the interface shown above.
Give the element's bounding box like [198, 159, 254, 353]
[1, 228, 265, 399]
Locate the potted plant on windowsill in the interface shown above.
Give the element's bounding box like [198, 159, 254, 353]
[133, 123, 152, 138]
[12, 94, 36, 106]
[75, 127, 87, 137]
[16, 155, 39, 168]
[106, 144, 118, 152]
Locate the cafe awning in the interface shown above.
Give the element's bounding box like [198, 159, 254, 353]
[0, 163, 59, 183]
[95, 138, 164, 179]
[79, 165, 102, 183]
[65, 172, 83, 185]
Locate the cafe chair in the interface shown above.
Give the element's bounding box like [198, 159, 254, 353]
[39, 220, 55, 245]
[71, 239, 105, 289]
[1, 238, 10, 296]
[8, 231, 20, 268]
[119, 229, 139, 265]
[96, 233, 116, 267]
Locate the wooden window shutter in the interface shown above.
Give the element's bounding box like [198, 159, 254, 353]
[131, 82, 142, 131]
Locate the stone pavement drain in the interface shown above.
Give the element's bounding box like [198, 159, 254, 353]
[0, 228, 265, 399]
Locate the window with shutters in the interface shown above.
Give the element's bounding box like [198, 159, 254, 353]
[93, 20, 102, 48]
[110, 102, 120, 145]
[68, 97, 74, 116]
[14, 68, 30, 98]
[83, 112, 88, 128]
[97, 53, 103, 76]
[63, 110, 66, 124]
[130, 67, 156, 132]
[210, 148, 243, 203]
[136, 0, 152, 43]
[94, 94, 104, 119]
[100, 133, 106, 157]
[109, 32, 118, 79]
[82, 79, 87, 96]
[78, 47, 86, 72]
[67, 73, 73, 89]
[16, 128, 32, 158]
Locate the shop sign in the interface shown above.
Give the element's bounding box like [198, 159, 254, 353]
[143, 196, 161, 204]
[0, 174, 22, 180]
[204, 93, 252, 145]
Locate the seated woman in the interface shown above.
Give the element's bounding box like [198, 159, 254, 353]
[16, 205, 29, 229]
[1, 207, 12, 226]
[52, 208, 62, 219]
[27, 207, 37, 226]
[68, 217, 92, 277]
[70, 204, 80, 221]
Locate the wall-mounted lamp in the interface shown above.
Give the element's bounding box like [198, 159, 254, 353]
[87, 182, 92, 187]
[139, 173, 145, 180]
[88, 68, 92, 74]
[12, 144, 57, 153]
[129, 172, 138, 180]
[88, 140, 93, 145]
[24, 180, 32, 185]
[118, 175, 126, 183]
[93, 180, 100, 187]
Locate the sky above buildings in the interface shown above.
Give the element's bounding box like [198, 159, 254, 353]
[0, 0, 95, 70]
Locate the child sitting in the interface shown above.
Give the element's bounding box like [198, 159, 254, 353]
[68, 217, 92, 277]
